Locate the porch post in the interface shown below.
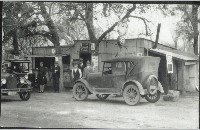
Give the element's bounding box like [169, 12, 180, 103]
[182, 61, 186, 95]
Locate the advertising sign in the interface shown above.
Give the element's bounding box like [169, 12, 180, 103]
[91, 43, 95, 51]
[81, 43, 90, 52]
[166, 53, 173, 73]
[92, 55, 98, 72]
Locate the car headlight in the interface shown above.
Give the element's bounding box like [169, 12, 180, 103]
[25, 75, 28, 79]
[20, 78, 25, 84]
[1, 79, 6, 84]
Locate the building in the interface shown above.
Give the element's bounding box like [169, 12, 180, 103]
[29, 38, 199, 93]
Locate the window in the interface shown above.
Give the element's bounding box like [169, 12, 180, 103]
[103, 62, 112, 74]
[126, 61, 135, 76]
[113, 62, 126, 75]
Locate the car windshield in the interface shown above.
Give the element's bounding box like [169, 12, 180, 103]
[12, 62, 29, 73]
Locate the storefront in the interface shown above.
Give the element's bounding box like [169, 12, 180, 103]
[29, 38, 199, 93]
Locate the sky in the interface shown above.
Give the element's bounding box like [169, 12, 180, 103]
[93, 4, 195, 50]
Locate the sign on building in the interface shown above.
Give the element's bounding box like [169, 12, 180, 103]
[92, 55, 98, 72]
[91, 43, 95, 51]
[166, 53, 173, 73]
[81, 43, 90, 52]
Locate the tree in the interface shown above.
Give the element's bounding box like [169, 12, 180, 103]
[59, 3, 151, 52]
[161, 4, 199, 55]
[2, 2, 35, 55]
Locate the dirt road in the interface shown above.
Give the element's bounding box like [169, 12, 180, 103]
[0, 91, 199, 129]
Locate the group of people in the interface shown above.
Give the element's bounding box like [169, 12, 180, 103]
[37, 62, 60, 93]
[37, 58, 94, 93]
[71, 58, 94, 83]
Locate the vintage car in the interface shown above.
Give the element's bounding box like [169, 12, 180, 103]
[72, 56, 164, 106]
[1, 59, 32, 101]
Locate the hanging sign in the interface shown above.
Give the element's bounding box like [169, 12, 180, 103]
[91, 43, 95, 51]
[55, 56, 58, 62]
[81, 43, 90, 52]
[52, 48, 56, 54]
[166, 53, 173, 73]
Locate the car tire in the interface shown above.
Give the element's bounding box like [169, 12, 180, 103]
[73, 82, 89, 101]
[123, 84, 140, 106]
[96, 94, 109, 100]
[145, 91, 161, 103]
[19, 92, 31, 101]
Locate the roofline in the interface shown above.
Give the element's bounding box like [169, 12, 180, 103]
[31, 38, 176, 49]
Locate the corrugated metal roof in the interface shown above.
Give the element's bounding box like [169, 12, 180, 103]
[149, 48, 198, 61]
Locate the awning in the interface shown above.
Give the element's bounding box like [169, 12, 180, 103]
[25, 55, 56, 58]
[148, 48, 199, 61]
[25, 54, 69, 58]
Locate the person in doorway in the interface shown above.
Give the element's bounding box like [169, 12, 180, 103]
[83, 61, 94, 79]
[52, 62, 60, 92]
[78, 58, 85, 76]
[37, 62, 46, 93]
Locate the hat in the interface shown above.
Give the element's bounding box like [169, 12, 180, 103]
[73, 60, 79, 65]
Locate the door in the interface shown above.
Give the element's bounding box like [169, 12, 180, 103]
[112, 61, 126, 93]
[94, 62, 114, 93]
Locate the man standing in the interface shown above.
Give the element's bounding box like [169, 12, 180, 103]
[52, 62, 60, 92]
[78, 58, 85, 76]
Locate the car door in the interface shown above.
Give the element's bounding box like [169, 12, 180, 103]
[94, 62, 114, 93]
[112, 61, 126, 93]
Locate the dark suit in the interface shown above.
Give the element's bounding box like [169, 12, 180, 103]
[52, 65, 60, 92]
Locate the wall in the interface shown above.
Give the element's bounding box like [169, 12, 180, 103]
[98, 38, 146, 71]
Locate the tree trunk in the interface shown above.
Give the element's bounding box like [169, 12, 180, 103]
[191, 5, 199, 55]
[38, 2, 64, 91]
[58, 56, 64, 92]
[12, 30, 20, 55]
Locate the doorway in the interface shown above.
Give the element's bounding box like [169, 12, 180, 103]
[80, 53, 91, 66]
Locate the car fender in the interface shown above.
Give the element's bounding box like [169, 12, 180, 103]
[158, 81, 164, 93]
[74, 78, 94, 93]
[122, 80, 145, 95]
[146, 75, 164, 93]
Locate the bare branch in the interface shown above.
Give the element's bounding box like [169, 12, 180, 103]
[129, 15, 151, 36]
[97, 4, 136, 44]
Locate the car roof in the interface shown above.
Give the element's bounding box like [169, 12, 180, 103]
[102, 56, 160, 62]
[4, 59, 30, 63]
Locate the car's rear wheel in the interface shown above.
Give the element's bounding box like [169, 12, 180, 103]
[96, 94, 109, 100]
[123, 84, 140, 106]
[73, 82, 88, 101]
[19, 92, 31, 101]
[145, 91, 161, 103]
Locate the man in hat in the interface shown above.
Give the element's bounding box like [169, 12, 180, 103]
[78, 58, 85, 77]
[72, 61, 82, 82]
[52, 62, 60, 92]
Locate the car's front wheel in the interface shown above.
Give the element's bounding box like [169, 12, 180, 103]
[96, 94, 109, 100]
[123, 84, 140, 106]
[19, 92, 31, 101]
[73, 82, 89, 101]
[145, 91, 161, 103]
